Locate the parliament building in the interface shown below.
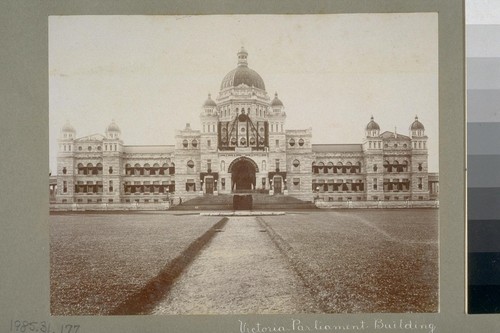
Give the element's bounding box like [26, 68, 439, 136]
[51, 48, 439, 208]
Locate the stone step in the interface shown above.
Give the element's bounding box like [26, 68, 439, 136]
[170, 193, 316, 211]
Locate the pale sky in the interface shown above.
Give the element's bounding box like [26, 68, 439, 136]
[49, 14, 438, 174]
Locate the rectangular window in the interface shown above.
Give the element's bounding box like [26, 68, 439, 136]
[275, 139, 279, 147]
[207, 159, 212, 172]
[221, 178, 226, 190]
[373, 178, 377, 190]
[108, 199, 113, 203]
[207, 140, 211, 147]
[87, 199, 92, 203]
[97, 198, 102, 203]
[63, 181, 67, 193]
[62, 199, 67, 203]
[275, 159, 280, 171]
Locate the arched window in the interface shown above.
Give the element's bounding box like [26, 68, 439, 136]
[221, 160, 225, 172]
[293, 159, 300, 168]
[109, 166, 113, 174]
[249, 137, 256, 145]
[192, 140, 198, 148]
[298, 138, 304, 147]
[262, 160, 267, 171]
[187, 160, 194, 168]
[240, 137, 246, 145]
[289, 138, 295, 147]
[62, 167, 67, 175]
[96, 163, 103, 175]
[327, 162, 334, 173]
[183, 139, 188, 148]
[384, 160, 391, 172]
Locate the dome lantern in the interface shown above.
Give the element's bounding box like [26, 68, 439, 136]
[237, 46, 248, 67]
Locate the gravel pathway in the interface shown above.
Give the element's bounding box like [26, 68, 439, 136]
[152, 216, 317, 314]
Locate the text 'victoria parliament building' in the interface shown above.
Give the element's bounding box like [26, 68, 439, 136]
[50, 48, 439, 209]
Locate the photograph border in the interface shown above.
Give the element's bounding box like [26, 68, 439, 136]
[0, 0, 468, 332]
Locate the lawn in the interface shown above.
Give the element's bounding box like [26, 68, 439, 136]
[50, 209, 438, 315]
[260, 209, 438, 313]
[50, 213, 221, 315]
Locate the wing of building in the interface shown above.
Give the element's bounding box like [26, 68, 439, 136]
[51, 48, 439, 209]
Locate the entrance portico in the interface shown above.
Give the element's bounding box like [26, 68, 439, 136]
[228, 157, 258, 192]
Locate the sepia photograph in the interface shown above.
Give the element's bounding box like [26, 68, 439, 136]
[48, 14, 439, 316]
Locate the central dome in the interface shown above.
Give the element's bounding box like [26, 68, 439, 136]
[220, 47, 266, 91]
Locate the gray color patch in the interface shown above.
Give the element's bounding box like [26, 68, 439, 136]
[468, 58, 500, 89]
[468, 122, 500, 154]
[467, 89, 500, 123]
[468, 188, 500, 220]
[468, 220, 500, 253]
[467, 25, 500, 57]
[467, 155, 500, 187]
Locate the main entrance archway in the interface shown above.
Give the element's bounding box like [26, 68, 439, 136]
[228, 157, 258, 191]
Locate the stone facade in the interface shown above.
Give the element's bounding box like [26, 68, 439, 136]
[53, 48, 438, 206]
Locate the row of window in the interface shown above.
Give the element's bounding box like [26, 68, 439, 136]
[202, 124, 217, 133]
[312, 162, 362, 174]
[63, 198, 169, 204]
[220, 107, 267, 118]
[288, 138, 305, 147]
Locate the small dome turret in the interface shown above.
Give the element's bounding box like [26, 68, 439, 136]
[271, 92, 284, 107]
[366, 116, 380, 131]
[365, 116, 380, 138]
[61, 121, 76, 139]
[410, 116, 425, 130]
[410, 116, 425, 137]
[106, 120, 121, 139]
[203, 93, 217, 108]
